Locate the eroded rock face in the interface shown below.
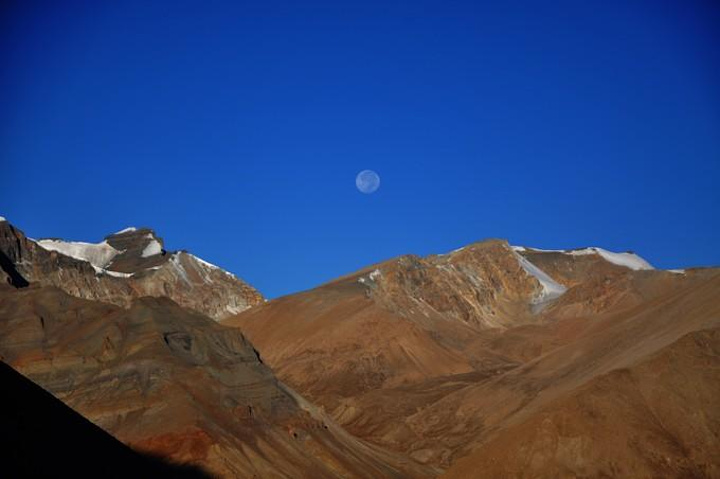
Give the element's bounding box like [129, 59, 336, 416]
[0, 221, 263, 320]
[357, 240, 547, 329]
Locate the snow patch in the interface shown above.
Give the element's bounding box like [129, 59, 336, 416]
[438, 246, 467, 257]
[512, 245, 653, 271]
[668, 269, 686, 275]
[170, 252, 191, 284]
[0, 216, 6, 222]
[114, 226, 137, 235]
[141, 238, 162, 257]
[523, 246, 565, 253]
[359, 268, 382, 285]
[90, 265, 134, 278]
[37, 239, 121, 269]
[567, 247, 653, 270]
[168, 252, 239, 285]
[513, 252, 567, 303]
[191, 254, 220, 270]
[105, 270, 134, 278]
[225, 303, 246, 315]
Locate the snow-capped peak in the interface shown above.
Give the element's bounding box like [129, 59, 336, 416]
[37, 239, 121, 269]
[0, 216, 7, 222]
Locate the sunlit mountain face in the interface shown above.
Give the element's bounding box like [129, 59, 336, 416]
[2, 0, 719, 477]
[2, 217, 719, 477]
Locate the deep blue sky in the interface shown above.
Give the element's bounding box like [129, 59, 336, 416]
[2, 0, 719, 297]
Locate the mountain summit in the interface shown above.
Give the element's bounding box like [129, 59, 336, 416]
[0, 219, 263, 320]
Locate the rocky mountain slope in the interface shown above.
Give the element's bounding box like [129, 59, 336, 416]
[0, 218, 434, 477]
[2, 216, 717, 477]
[442, 326, 720, 478]
[225, 239, 720, 476]
[0, 283, 431, 478]
[0, 218, 262, 320]
[223, 239, 661, 404]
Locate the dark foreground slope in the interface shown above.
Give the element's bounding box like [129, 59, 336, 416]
[0, 361, 212, 479]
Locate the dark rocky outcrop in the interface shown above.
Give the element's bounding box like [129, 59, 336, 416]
[0, 361, 213, 478]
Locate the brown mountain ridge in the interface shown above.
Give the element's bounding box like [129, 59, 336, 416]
[1, 216, 718, 478]
[225, 240, 720, 477]
[0, 220, 263, 320]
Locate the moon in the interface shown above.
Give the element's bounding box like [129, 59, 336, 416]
[356, 170, 380, 194]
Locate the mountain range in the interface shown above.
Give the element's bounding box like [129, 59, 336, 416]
[0, 216, 718, 478]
